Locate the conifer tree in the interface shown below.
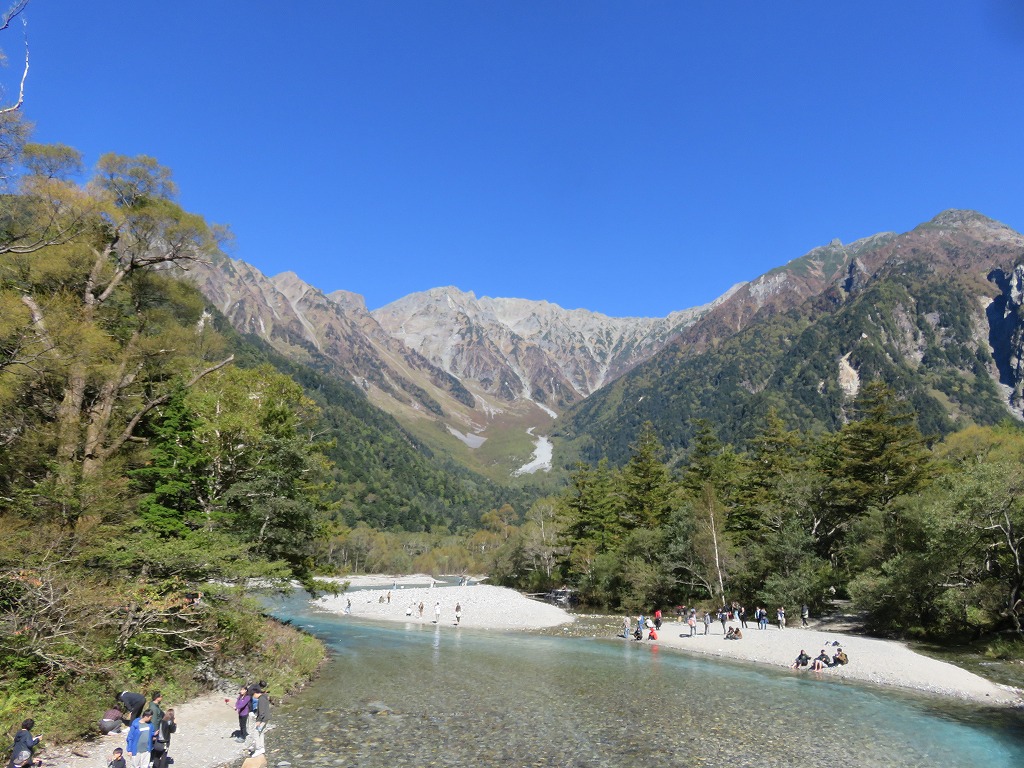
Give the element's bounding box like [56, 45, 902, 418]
[620, 421, 676, 529]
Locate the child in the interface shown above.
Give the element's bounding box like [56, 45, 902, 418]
[108, 748, 126, 768]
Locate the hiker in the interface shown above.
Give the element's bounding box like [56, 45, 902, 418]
[248, 688, 270, 757]
[150, 708, 176, 768]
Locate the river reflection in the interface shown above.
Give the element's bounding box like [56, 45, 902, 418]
[254, 592, 1024, 768]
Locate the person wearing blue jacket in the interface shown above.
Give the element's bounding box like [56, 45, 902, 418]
[124, 710, 154, 768]
[6, 719, 40, 768]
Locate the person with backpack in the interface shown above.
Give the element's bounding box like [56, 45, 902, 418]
[150, 708, 176, 768]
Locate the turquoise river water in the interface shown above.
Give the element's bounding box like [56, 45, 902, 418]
[253, 591, 1024, 768]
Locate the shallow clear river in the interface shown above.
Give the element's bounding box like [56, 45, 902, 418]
[258, 591, 1024, 768]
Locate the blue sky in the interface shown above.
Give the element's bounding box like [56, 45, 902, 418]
[12, 2, 1024, 317]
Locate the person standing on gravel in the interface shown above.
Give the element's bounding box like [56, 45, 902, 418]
[125, 709, 153, 768]
[777, 606, 786, 630]
[434, 601, 441, 623]
[801, 604, 810, 627]
[249, 689, 270, 757]
[232, 687, 251, 741]
[150, 708, 176, 768]
[147, 692, 164, 741]
[455, 602, 462, 625]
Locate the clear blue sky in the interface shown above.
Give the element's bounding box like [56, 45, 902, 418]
[13, 2, 1024, 317]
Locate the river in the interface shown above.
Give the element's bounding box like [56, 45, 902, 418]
[256, 591, 1024, 767]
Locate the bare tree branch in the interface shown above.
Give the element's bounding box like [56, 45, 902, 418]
[0, 13, 28, 115]
[0, 0, 29, 31]
[94, 354, 235, 465]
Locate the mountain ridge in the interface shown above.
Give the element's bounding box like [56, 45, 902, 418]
[180, 209, 1024, 477]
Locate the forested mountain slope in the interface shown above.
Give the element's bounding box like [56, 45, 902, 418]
[222, 319, 535, 532]
[557, 211, 1024, 464]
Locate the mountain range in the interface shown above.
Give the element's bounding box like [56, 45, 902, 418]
[180, 209, 1024, 477]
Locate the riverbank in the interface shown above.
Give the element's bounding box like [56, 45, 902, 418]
[629, 617, 1023, 706]
[43, 691, 252, 768]
[314, 575, 572, 630]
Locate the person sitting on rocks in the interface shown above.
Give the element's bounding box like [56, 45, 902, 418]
[833, 647, 849, 666]
[811, 650, 832, 670]
[99, 705, 123, 734]
[725, 626, 742, 640]
[791, 650, 811, 669]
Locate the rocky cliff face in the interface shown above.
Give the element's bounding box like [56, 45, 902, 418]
[179, 254, 734, 476]
[179, 256, 475, 420]
[372, 287, 735, 409]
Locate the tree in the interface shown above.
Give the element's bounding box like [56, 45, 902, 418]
[1, 152, 232, 528]
[816, 381, 932, 563]
[558, 460, 624, 555]
[620, 422, 676, 529]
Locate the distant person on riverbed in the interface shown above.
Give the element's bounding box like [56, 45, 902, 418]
[687, 612, 697, 636]
[801, 604, 810, 627]
[777, 606, 786, 630]
[703, 611, 711, 635]
[622, 616, 631, 638]
[418, 601, 424, 619]
[811, 650, 831, 671]
[455, 602, 462, 624]
[434, 601, 441, 623]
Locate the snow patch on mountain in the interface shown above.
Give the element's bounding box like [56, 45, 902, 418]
[512, 428, 553, 476]
[446, 426, 487, 449]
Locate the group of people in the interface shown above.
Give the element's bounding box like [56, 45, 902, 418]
[791, 644, 849, 671]
[677, 604, 749, 637]
[622, 609, 664, 641]
[400, 600, 463, 625]
[627, 602, 821, 642]
[229, 680, 271, 758]
[96, 690, 177, 768]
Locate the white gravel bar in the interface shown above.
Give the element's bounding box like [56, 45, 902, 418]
[314, 575, 572, 630]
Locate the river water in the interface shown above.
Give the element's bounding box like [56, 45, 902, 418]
[257, 592, 1024, 768]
